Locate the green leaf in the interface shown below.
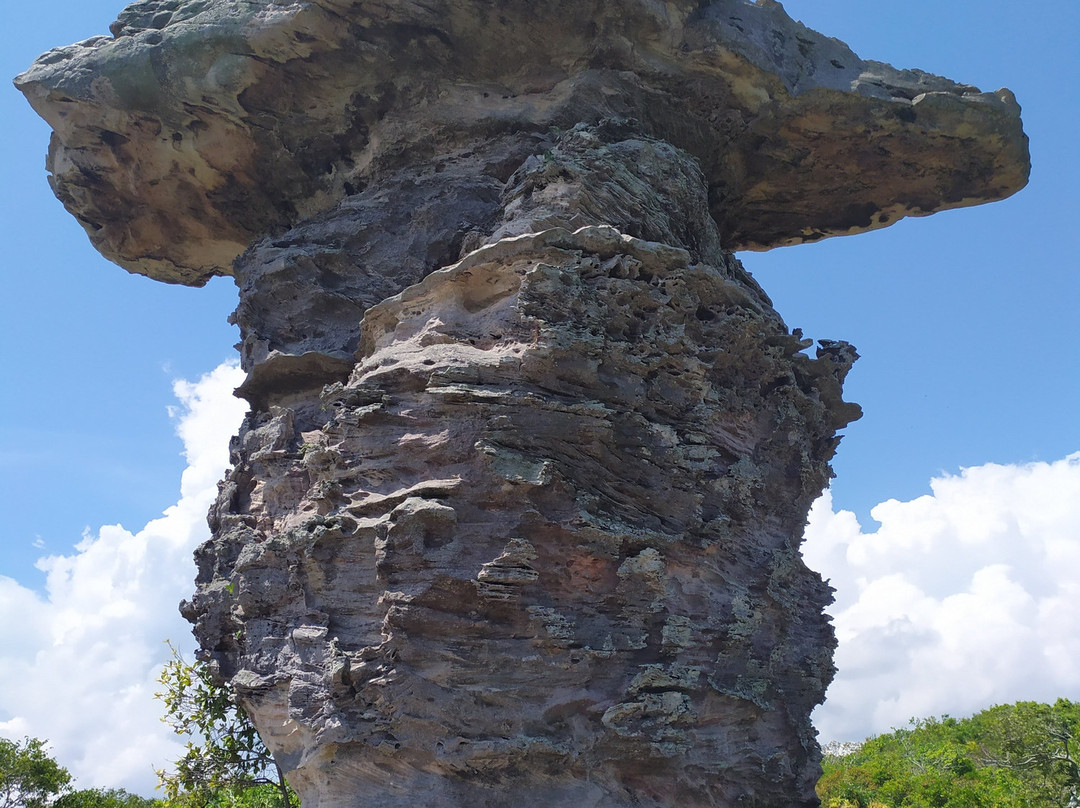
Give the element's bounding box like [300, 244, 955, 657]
[155, 642, 297, 808]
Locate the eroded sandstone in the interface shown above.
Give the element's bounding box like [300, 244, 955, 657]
[16, 0, 1027, 284]
[193, 224, 859, 806]
[17, 0, 1028, 805]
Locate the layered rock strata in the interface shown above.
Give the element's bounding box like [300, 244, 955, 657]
[194, 128, 862, 806]
[17, 1, 1029, 806]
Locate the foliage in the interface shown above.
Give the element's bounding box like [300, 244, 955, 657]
[180, 784, 298, 808]
[53, 788, 160, 808]
[818, 699, 1080, 808]
[0, 736, 72, 808]
[971, 699, 1080, 807]
[0, 736, 159, 808]
[155, 645, 296, 808]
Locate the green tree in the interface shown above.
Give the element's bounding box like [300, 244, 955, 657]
[155, 645, 296, 808]
[817, 710, 1037, 807]
[53, 787, 161, 808]
[972, 699, 1080, 807]
[188, 784, 294, 808]
[0, 736, 72, 808]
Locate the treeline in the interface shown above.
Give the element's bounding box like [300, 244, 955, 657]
[818, 699, 1080, 808]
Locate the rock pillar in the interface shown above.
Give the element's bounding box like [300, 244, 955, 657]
[16, 0, 1028, 804]
[190, 123, 859, 806]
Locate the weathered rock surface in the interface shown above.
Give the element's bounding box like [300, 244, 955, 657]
[17, 1, 1029, 806]
[193, 221, 859, 807]
[16, 0, 1027, 284]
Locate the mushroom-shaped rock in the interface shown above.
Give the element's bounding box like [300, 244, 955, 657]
[16, 0, 1028, 284]
[17, 1, 1027, 806]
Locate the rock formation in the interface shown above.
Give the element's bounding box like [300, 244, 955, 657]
[17, 1, 1028, 805]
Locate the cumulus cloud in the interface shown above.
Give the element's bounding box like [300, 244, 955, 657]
[807, 453, 1080, 743]
[0, 362, 247, 795]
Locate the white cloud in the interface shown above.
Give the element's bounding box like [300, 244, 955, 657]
[0, 362, 247, 796]
[807, 453, 1080, 743]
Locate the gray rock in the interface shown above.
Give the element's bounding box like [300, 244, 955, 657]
[16, 1, 1028, 805]
[196, 221, 858, 806]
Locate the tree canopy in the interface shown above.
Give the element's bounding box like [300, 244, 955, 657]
[818, 699, 1080, 808]
[53, 788, 159, 808]
[0, 737, 71, 808]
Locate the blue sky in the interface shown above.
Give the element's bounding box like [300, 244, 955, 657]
[750, 0, 1080, 516]
[1, 0, 1078, 794]
[2, 0, 241, 586]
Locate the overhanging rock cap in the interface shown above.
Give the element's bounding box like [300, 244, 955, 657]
[16, 0, 1030, 285]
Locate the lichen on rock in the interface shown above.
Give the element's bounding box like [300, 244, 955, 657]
[17, 0, 1028, 805]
